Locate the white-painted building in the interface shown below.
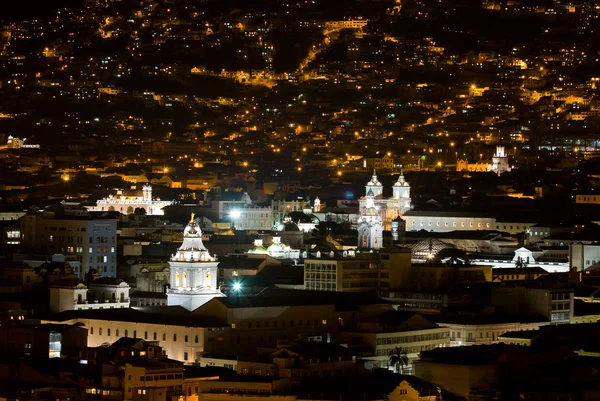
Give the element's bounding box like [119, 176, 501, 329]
[227, 192, 273, 231]
[470, 246, 570, 273]
[42, 309, 228, 363]
[49, 279, 130, 313]
[167, 216, 225, 311]
[403, 211, 496, 233]
[441, 320, 548, 346]
[86, 185, 173, 215]
[358, 170, 412, 231]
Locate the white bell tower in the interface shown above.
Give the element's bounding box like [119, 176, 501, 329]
[166, 214, 225, 311]
[365, 170, 383, 197]
[392, 168, 411, 214]
[357, 190, 383, 249]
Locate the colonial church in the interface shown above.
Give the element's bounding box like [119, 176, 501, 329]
[358, 189, 384, 249]
[166, 215, 225, 311]
[358, 170, 412, 231]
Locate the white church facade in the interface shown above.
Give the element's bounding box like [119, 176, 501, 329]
[358, 170, 411, 231]
[166, 215, 225, 311]
[86, 185, 173, 215]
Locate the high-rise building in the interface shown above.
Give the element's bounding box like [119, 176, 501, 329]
[166, 215, 225, 311]
[20, 211, 118, 279]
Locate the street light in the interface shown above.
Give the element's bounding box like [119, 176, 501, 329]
[233, 282, 241, 292]
[230, 210, 241, 219]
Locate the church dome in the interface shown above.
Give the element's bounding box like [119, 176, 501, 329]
[282, 221, 300, 232]
[241, 192, 252, 205]
[173, 214, 215, 262]
[367, 189, 375, 197]
[393, 170, 409, 187]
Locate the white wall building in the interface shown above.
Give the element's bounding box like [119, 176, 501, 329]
[167, 215, 225, 311]
[358, 170, 411, 231]
[470, 246, 570, 273]
[403, 212, 496, 233]
[86, 185, 173, 215]
[49, 280, 130, 313]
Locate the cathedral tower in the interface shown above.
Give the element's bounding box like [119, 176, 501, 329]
[357, 190, 383, 249]
[166, 214, 224, 311]
[365, 170, 383, 197]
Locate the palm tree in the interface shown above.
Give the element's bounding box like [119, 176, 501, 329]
[388, 347, 409, 373]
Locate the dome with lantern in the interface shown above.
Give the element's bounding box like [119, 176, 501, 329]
[172, 214, 215, 262]
[248, 239, 269, 254]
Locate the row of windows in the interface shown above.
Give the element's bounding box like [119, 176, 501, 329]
[376, 332, 448, 345]
[44, 226, 86, 232]
[305, 282, 337, 290]
[144, 373, 183, 381]
[552, 292, 570, 301]
[411, 220, 492, 228]
[551, 312, 570, 321]
[245, 319, 327, 329]
[306, 264, 337, 272]
[451, 330, 513, 341]
[89, 327, 199, 343]
[305, 273, 337, 281]
[376, 344, 437, 356]
[552, 302, 570, 311]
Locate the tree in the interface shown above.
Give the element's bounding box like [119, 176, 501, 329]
[388, 347, 409, 373]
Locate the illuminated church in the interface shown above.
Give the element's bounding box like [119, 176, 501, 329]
[166, 215, 225, 311]
[87, 184, 173, 215]
[358, 189, 383, 249]
[358, 170, 412, 231]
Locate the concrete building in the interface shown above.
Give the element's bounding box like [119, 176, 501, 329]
[339, 312, 450, 372]
[20, 211, 118, 279]
[491, 286, 574, 323]
[272, 198, 312, 225]
[303, 249, 412, 293]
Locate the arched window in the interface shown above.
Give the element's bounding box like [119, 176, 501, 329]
[144, 331, 148, 339]
[90, 327, 94, 335]
[124, 329, 128, 337]
[116, 329, 119, 337]
[185, 335, 188, 343]
[133, 330, 137, 338]
[107, 328, 111, 336]
[154, 332, 157, 340]
[195, 335, 199, 343]
[183, 272, 187, 288]
[99, 328, 102, 336]
[175, 272, 180, 287]
[163, 333, 166, 341]
[173, 334, 177, 341]
[205, 273, 211, 288]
